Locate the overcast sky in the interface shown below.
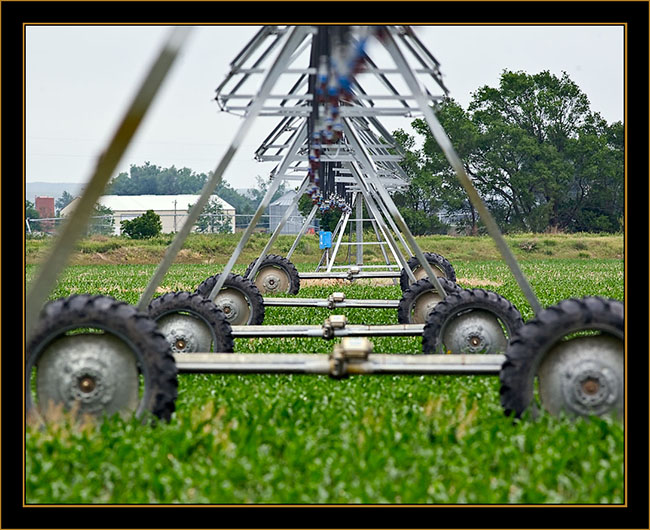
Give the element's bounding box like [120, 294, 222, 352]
[25, 24, 624, 190]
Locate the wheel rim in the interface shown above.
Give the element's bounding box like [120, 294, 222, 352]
[413, 264, 444, 282]
[410, 290, 444, 324]
[215, 287, 252, 325]
[537, 334, 623, 418]
[155, 312, 214, 352]
[34, 333, 140, 418]
[441, 309, 508, 354]
[255, 265, 290, 294]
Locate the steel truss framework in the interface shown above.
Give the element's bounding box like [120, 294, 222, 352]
[214, 25, 451, 288]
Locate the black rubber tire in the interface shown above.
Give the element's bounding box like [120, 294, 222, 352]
[422, 288, 523, 354]
[397, 277, 461, 324]
[400, 252, 457, 292]
[244, 254, 301, 295]
[195, 273, 265, 325]
[499, 296, 624, 419]
[26, 294, 178, 422]
[148, 291, 234, 353]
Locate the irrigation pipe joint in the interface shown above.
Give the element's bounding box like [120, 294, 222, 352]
[329, 337, 373, 378]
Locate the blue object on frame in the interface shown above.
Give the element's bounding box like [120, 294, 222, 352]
[319, 231, 332, 249]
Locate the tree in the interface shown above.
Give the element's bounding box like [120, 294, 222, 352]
[192, 198, 232, 234]
[297, 193, 343, 233]
[89, 204, 115, 236]
[390, 129, 453, 235]
[401, 70, 624, 233]
[26, 199, 40, 220]
[120, 210, 162, 239]
[247, 176, 287, 208]
[26, 200, 40, 233]
[246, 176, 288, 230]
[214, 180, 255, 229]
[108, 162, 209, 195]
[55, 191, 75, 215]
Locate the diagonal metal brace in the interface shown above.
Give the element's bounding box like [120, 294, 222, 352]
[26, 27, 192, 341]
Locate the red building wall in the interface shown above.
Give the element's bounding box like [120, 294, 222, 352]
[35, 196, 55, 218]
[35, 196, 55, 233]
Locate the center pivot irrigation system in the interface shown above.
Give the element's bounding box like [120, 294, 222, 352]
[26, 26, 624, 425]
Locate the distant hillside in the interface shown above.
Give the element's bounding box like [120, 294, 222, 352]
[26, 182, 84, 203]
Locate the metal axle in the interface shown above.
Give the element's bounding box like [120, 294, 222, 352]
[231, 323, 423, 339]
[263, 297, 399, 309]
[299, 271, 401, 279]
[174, 352, 504, 376]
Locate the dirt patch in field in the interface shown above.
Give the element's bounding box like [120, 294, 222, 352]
[300, 278, 398, 288]
[456, 277, 503, 288]
[300, 276, 503, 289]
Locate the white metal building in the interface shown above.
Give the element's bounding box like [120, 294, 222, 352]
[268, 190, 307, 235]
[61, 194, 236, 235]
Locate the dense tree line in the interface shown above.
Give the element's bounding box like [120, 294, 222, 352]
[107, 163, 286, 229]
[393, 70, 624, 235]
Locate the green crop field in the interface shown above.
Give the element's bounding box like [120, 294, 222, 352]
[25, 256, 625, 504]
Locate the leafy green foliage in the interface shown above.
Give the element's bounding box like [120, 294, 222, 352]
[87, 203, 115, 236]
[120, 210, 162, 239]
[108, 162, 209, 195]
[191, 198, 232, 234]
[298, 193, 342, 232]
[25, 256, 624, 504]
[397, 70, 623, 234]
[26, 376, 623, 504]
[55, 191, 75, 214]
[25, 200, 40, 220]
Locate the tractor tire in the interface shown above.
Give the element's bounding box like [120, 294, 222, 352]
[422, 288, 523, 355]
[26, 294, 178, 422]
[244, 254, 301, 295]
[196, 273, 265, 325]
[400, 252, 456, 292]
[148, 291, 234, 353]
[499, 296, 624, 419]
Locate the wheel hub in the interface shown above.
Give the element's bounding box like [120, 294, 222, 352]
[564, 364, 619, 414]
[537, 335, 623, 418]
[78, 375, 97, 393]
[156, 313, 212, 353]
[581, 377, 600, 395]
[69, 367, 107, 404]
[214, 288, 251, 325]
[442, 310, 507, 354]
[262, 273, 280, 291]
[256, 266, 289, 294]
[35, 333, 139, 417]
[468, 334, 483, 348]
[216, 296, 240, 322]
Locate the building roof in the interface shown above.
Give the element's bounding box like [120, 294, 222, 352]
[62, 194, 235, 215]
[270, 190, 299, 208]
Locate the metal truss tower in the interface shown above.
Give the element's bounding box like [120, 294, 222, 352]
[212, 25, 455, 294]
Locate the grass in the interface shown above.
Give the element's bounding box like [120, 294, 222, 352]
[27, 376, 623, 504]
[25, 231, 624, 266]
[25, 253, 625, 504]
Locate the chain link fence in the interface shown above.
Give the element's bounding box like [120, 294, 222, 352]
[25, 214, 319, 237]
